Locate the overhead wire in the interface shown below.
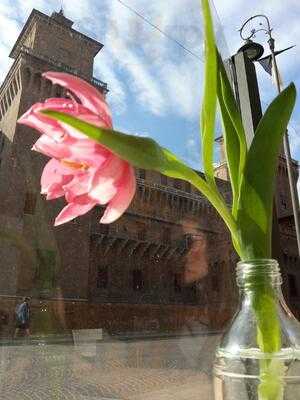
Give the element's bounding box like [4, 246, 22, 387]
[114, 0, 203, 61]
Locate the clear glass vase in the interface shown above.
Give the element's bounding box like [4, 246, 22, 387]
[214, 259, 300, 400]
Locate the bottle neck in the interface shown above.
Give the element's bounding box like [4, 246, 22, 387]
[236, 259, 282, 293]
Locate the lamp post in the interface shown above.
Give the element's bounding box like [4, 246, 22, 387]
[238, 14, 300, 257]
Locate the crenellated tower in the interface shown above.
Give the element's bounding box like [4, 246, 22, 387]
[0, 9, 108, 298]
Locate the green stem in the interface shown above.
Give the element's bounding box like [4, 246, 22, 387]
[190, 175, 243, 256]
[251, 285, 283, 400]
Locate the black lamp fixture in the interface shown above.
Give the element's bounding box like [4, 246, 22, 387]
[237, 14, 300, 257]
[238, 39, 264, 61]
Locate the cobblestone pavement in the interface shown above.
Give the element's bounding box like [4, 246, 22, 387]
[0, 334, 218, 399]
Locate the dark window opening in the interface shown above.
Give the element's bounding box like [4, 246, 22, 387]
[174, 179, 182, 190]
[34, 73, 42, 91]
[35, 249, 56, 289]
[162, 227, 171, 242]
[0, 130, 4, 161]
[174, 273, 182, 293]
[211, 275, 219, 292]
[99, 224, 109, 235]
[161, 174, 168, 185]
[132, 269, 144, 291]
[97, 266, 108, 289]
[24, 192, 37, 215]
[280, 195, 287, 210]
[139, 169, 146, 179]
[288, 274, 298, 297]
[56, 86, 63, 97]
[184, 181, 191, 193]
[137, 222, 146, 241]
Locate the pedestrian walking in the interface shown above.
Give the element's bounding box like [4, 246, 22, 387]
[14, 297, 31, 338]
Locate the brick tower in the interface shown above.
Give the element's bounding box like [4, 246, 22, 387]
[0, 9, 107, 298]
[4, 8, 299, 337]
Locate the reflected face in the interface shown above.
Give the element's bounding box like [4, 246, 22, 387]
[183, 234, 209, 285]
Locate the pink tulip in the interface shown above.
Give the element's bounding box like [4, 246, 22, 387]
[18, 72, 136, 226]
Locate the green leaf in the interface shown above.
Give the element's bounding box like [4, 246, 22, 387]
[41, 109, 241, 254]
[237, 83, 296, 260]
[200, 0, 217, 185]
[217, 53, 247, 216]
[41, 110, 207, 182]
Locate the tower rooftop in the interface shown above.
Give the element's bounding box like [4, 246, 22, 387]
[9, 9, 103, 59]
[51, 8, 74, 28]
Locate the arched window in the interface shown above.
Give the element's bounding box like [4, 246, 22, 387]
[288, 274, 298, 297]
[0, 130, 4, 163]
[23, 67, 32, 86]
[12, 78, 18, 95]
[132, 269, 144, 291]
[33, 73, 42, 91]
[97, 266, 108, 289]
[5, 92, 11, 107]
[0, 102, 4, 119]
[161, 174, 168, 185]
[173, 273, 182, 293]
[8, 85, 14, 102]
[44, 79, 52, 97]
[138, 169, 146, 180]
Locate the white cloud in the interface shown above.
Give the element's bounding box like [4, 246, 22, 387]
[94, 51, 127, 114]
[97, 0, 206, 118]
[1, 0, 300, 150]
[160, 59, 201, 118]
[183, 131, 201, 169]
[108, 36, 167, 116]
[288, 123, 300, 160]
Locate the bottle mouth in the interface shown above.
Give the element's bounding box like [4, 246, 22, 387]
[236, 259, 282, 288]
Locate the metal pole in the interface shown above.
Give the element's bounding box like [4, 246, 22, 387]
[268, 36, 300, 257]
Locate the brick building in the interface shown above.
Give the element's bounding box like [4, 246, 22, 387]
[0, 9, 298, 337]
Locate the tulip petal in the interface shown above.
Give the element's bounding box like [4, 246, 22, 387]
[63, 169, 96, 202]
[44, 98, 111, 130]
[46, 184, 65, 200]
[41, 158, 73, 195]
[43, 72, 113, 128]
[88, 156, 126, 204]
[100, 165, 136, 223]
[18, 72, 136, 227]
[18, 99, 112, 142]
[33, 133, 110, 169]
[59, 135, 110, 167]
[54, 196, 97, 226]
[33, 134, 71, 159]
[18, 105, 67, 141]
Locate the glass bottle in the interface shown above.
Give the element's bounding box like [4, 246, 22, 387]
[214, 259, 300, 400]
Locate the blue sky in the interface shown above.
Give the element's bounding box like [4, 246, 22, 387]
[0, 0, 300, 173]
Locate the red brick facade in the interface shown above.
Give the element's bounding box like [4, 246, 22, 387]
[0, 9, 298, 338]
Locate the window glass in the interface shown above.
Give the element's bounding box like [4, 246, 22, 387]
[0, 3, 298, 400]
[97, 265, 108, 289]
[132, 269, 144, 291]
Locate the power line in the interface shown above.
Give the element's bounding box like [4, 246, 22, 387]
[114, 0, 203, 61]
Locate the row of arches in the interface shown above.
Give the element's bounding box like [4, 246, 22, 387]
[22, 67, 64, 98]
[283, 253, 298, 267]
[135, 183, 215, 219]
[0, 70, 21, 120]
[278, 162, 298, 178]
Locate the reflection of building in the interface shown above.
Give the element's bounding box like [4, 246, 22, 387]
[215, 126, 300, 314]
[0, 9, 299, 337]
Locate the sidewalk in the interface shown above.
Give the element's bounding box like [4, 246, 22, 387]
[0, 327, 222, 346]
[0, 337, 215, 400]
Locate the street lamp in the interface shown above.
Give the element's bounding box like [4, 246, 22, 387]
[238, 14, 300, 257]
[238, 39, 264, 61]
